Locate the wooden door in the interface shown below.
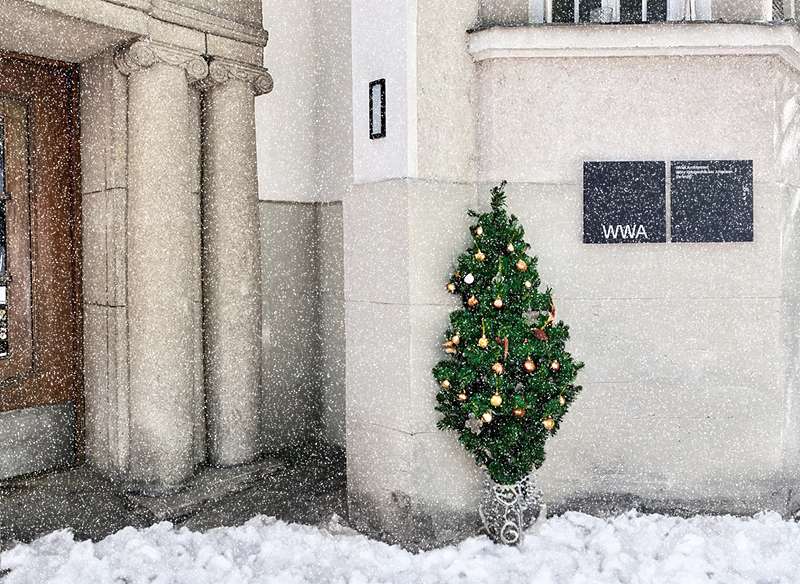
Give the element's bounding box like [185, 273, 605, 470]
[0, 52, 82, 457]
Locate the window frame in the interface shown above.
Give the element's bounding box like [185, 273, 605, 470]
[531, 0, 712, 22]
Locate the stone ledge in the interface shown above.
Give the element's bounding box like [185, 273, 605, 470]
[468, 22, 800, 72]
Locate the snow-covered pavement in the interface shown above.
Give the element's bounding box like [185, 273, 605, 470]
[2, 511, 799, 584]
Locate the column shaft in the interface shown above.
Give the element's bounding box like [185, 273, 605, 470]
[126, 61, 198, 488]
[203, 77, 263, 466]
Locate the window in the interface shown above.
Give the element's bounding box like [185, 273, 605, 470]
[533, 0, 710, 22]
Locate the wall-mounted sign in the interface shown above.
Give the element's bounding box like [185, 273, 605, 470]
[670, 160, 753, 243]
[369, 79, 386, 140]
[583, 161, 666, 244]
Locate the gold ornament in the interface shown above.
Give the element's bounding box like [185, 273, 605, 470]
[543, 417, 555, 431]
[478, 335, 489, 349]
[516, 260, 528, 272]
[475, 250, 486, 262]
[457, 392, 467, 402]
[440, 379, 451, 389]
[559, 395, 566, 406]
[550, 360, 561, 372]
[467, 296, 479, 308]
[491, 362, 504, 375]
[493, 297, 504, 309]
[482, 412, 493, 423]
[475, 225, 484, 237]
[523, 358, 536, 373]
[445, 347, 457, 355]
[446, 282, 456, 293]
[451, 335, 461, 345]
[507, 243, 515, 253]
[513, 407, 526, 418]
[490, 393, 503, 407]
[524, 280, 532, 289]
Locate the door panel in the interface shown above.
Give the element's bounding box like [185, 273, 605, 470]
[0, 52, 82, 458]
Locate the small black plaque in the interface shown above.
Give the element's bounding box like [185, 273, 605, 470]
[670, 160, 753, 243]
[583, 161, 666, 244]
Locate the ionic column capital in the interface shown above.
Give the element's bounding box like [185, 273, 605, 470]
[203, 58, 274, 96]
[114, 39, 209, 83]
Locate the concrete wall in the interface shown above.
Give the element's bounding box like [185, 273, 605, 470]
[475, 52, 793, 511]
[257, 0, 350, 450]
[259, 201, 346, 449]
[258, 0, 353, 202]
[345, 0, 484, 547]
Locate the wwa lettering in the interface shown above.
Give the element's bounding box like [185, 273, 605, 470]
[602, 224, 649, 240]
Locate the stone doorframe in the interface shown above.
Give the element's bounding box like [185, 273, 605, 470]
[0, 0, 273, 490]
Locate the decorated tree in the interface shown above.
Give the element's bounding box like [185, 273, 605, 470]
[433, 182, 583, 486]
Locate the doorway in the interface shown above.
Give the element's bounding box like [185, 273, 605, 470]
[0, 52, 82, 479]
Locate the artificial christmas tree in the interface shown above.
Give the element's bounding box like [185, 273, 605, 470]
[432, 182, 583, 544]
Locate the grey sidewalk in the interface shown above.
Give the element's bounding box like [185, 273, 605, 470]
[0, 440, 346, 553]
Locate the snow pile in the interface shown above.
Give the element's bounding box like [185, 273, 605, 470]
[3, 511, 800, 584]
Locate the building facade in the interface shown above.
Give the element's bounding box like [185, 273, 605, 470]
[2, 0, 800, 548]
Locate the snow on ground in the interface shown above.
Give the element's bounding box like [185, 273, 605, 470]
[2, 511, 800, 584]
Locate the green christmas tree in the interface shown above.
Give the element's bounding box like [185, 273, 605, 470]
[433, 182, 583, 485]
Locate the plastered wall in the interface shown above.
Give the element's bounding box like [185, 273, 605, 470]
[475, 53, 795, 510]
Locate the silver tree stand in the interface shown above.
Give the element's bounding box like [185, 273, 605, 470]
[479, 472, 544, 545]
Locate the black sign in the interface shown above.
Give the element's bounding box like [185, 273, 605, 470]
[670, 160, 753, 243]
[583, 161, 666, 244]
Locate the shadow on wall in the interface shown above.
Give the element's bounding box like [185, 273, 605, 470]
[259, 200, 346, 452]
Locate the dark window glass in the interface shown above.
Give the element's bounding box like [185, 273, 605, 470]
[620, 0, 642, 21]
[579, 0, 602, 21]
[648, 0, 668, 20]
[773, 0, 784, 19]
[552, 0, 575, 22]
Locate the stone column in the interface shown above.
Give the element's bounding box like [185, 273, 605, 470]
[201, 59, 273, 466]
[115, 40, 208, 490]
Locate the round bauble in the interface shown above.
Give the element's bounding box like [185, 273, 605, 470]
[550, 360, 561, 372]
[446, 282, 456, 293]
[516, 260, 528, 272]
[451, 335, 461, 345]
[445, 347, 457, 355]
[507, 243, 515, 253]
[478, 335, 489, 349]
[543, 417, 555, 431]
[524, 280, 532, 289]
[440, 379, 451, 390]
[475, 225, 483, 237]
[513, 407, 526, 418]
[491, 362, 504, 375]
[482, 412, 493, 423]
[493, 297, 504, 309]
[467, 296, 478, 308]
[559, 395, 566, 406]
[457, 392, 467, 402]
[464, 273, 475, 285]
[523, 358, 536, 373]
[475, 250, 486, 262]
[490, 393, 503, 407]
